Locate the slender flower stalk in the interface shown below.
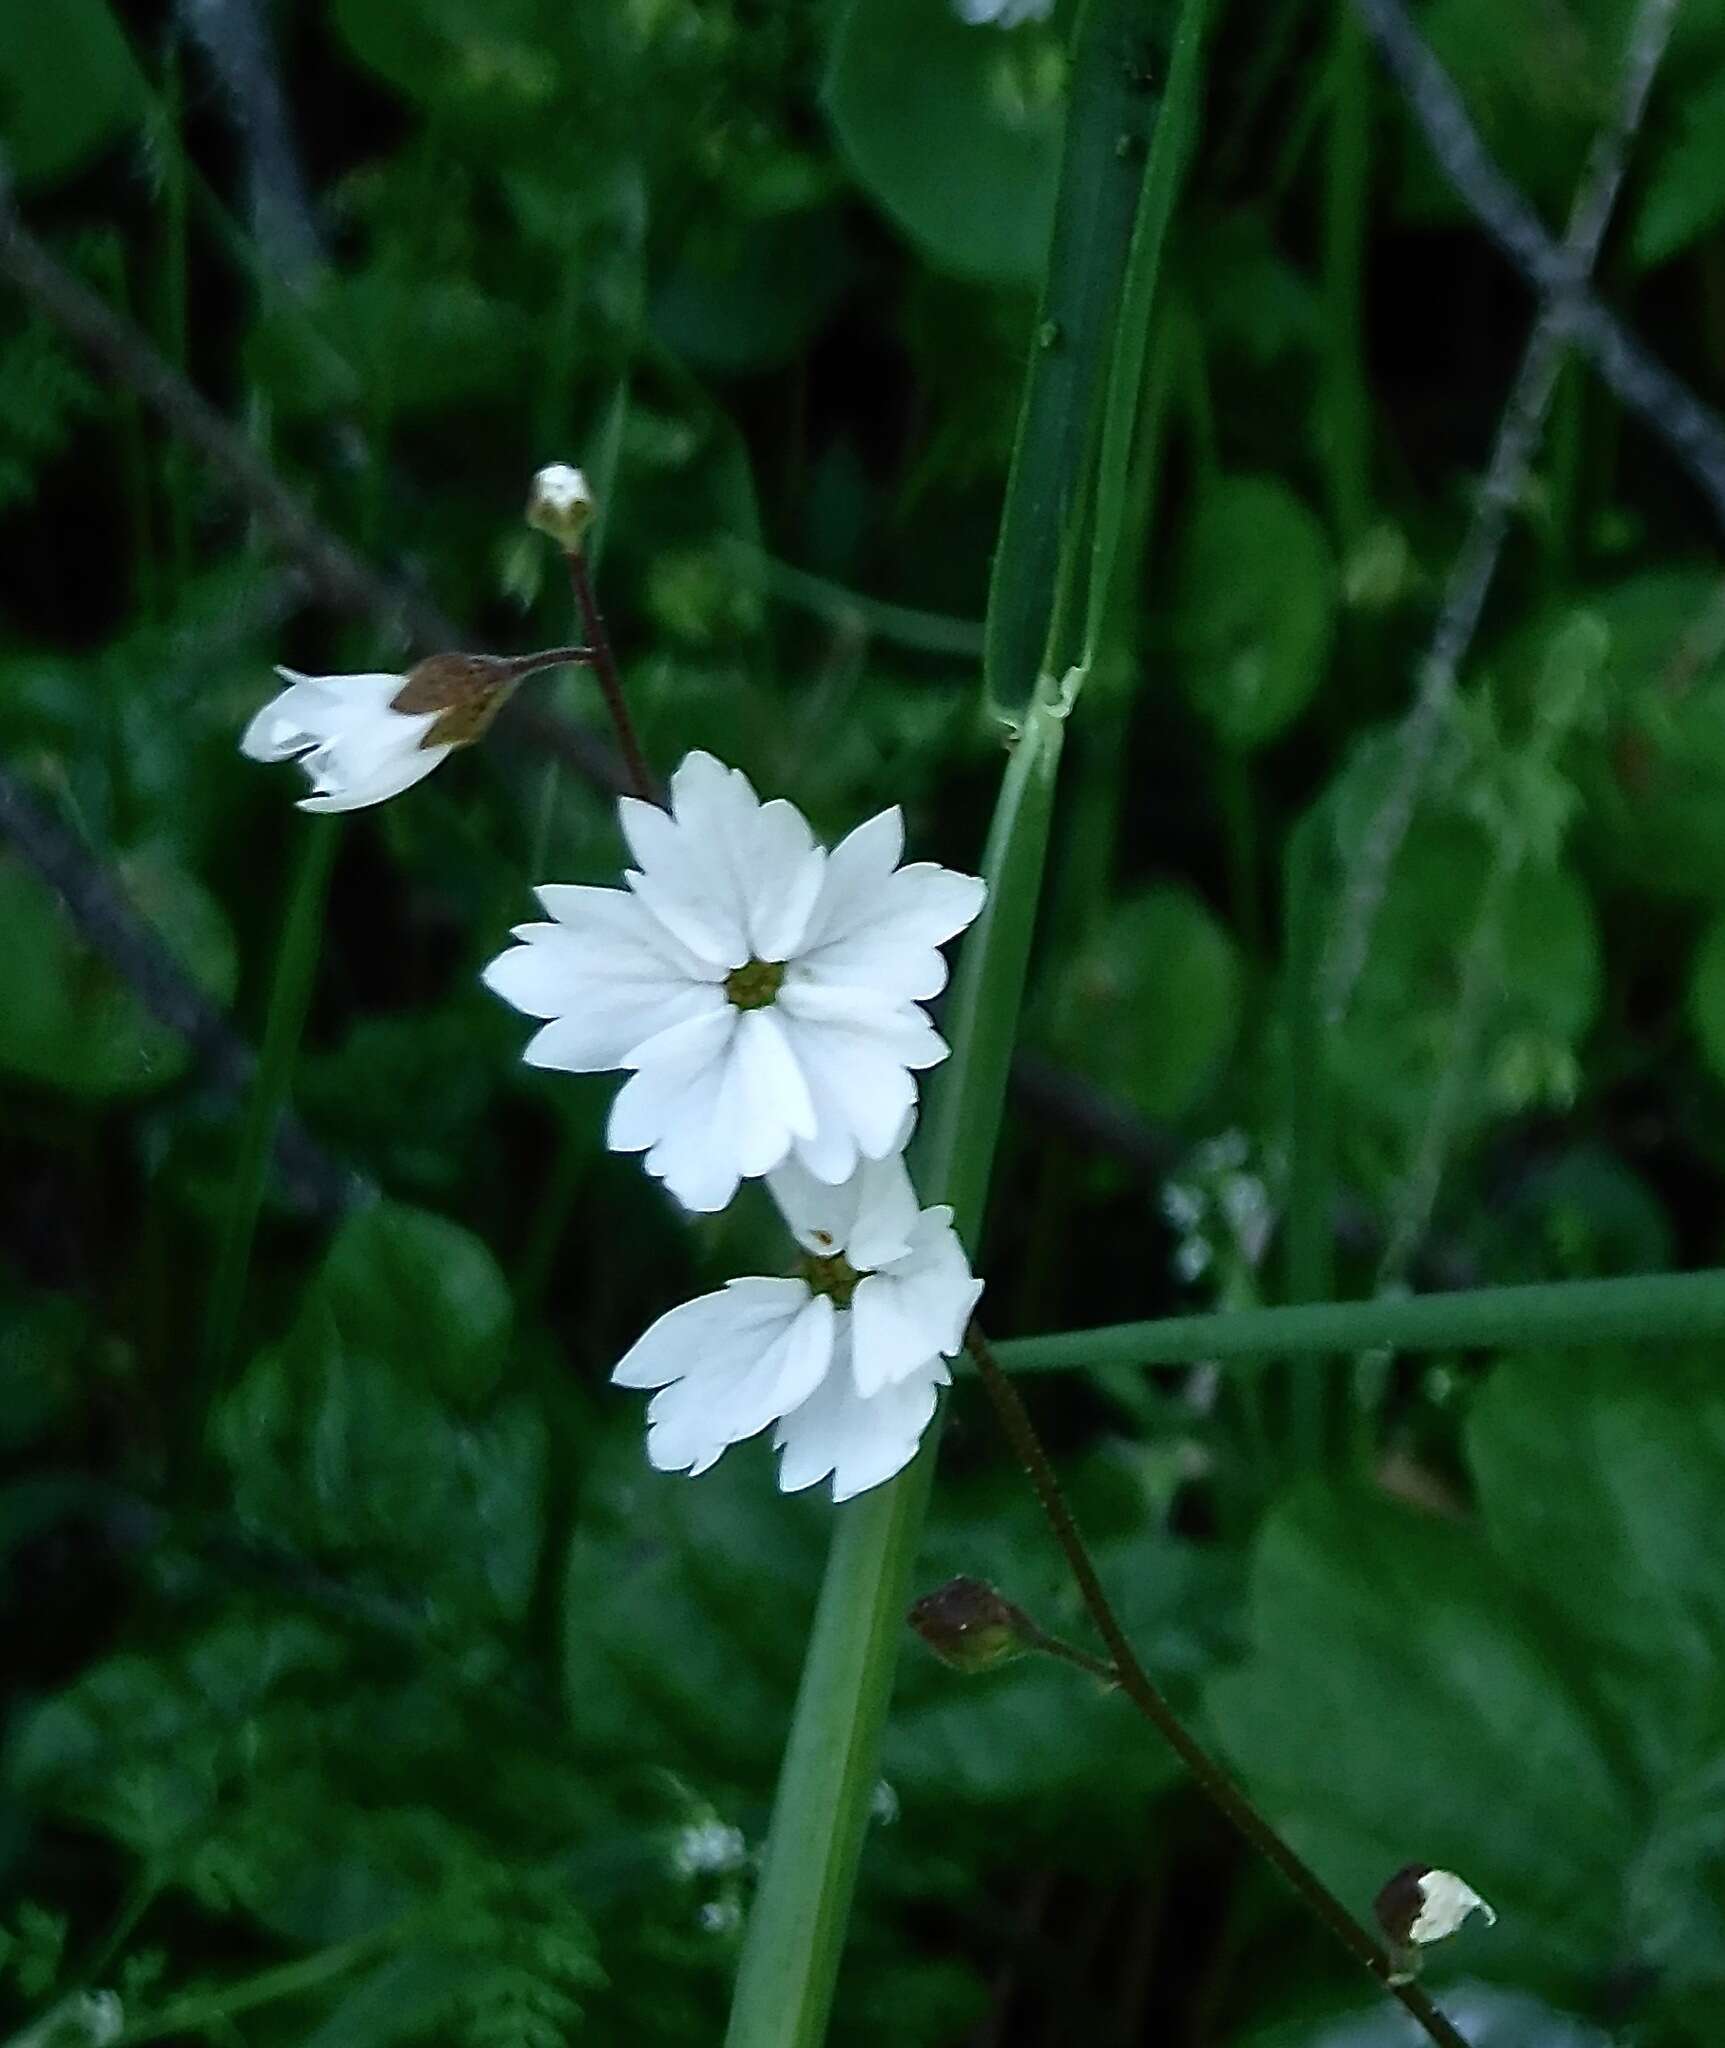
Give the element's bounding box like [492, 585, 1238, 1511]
[962, 1325, 1473, 2048]
[567, 544, 656, 806]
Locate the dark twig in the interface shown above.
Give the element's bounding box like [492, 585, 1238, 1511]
[1326, 0, 1682, 1026]
[177, 0, 324, 283]
[1351, 0, 1725, 527]
[0, 176, 633, 797]
[0, 176, 450, 648]
[0, 763, 364, 1217]
[962, 1323, 1473, 2048]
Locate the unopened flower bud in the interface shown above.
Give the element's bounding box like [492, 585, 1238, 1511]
[1374, 1864, 1497, 1954]
[526, 463, 596, 550]
[908, 1576, 1037, 1674]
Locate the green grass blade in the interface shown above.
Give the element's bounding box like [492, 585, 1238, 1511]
[983, 0, 1163, 725]
[992, 1266, 1725, 1373]
[722, 705, 1064, 2048]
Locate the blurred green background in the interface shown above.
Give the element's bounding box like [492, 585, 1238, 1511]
[5, 0, 1725, 2041]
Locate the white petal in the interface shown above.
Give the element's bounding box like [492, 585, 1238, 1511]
[781, 1022, 917, 1178]
[747, 799, 827, 961]
[482, 910, 724, 1073]
[297, 740, 450, 812]
[1410, 1871, 1497, 1944]
[733, 1009, 818, 1154]
[614, 1277, 811, 1388]
[798, 841, 985, 1001]
[240, 670, 403, 760]
[635, 1288, 836, 1475]
[798, 807, 905, 952]
[607, 1008, 736, 1151]
[858, 1208, 983, 1387]
[773, 1330, 947, 1503]
[533, 884, 722, 984]
[620, 782, 751, 968]
[775, 982, 950, 1071]
[521, 983, 724, 1075]
[767, 1147, 920, 1267]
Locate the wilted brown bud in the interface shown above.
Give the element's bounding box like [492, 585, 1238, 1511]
[908, 1577, 1037, 1675]
[392, 649, 587, 750]
[526, 463, 596, 550]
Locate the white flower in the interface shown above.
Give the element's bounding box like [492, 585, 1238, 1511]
[611, 1150, 981, 1501]
[241, 667, 450, 813]
[1408, 1870, 1497, 1945]
[483, 751, 986, 1212]
[952, 0, 1054, 25]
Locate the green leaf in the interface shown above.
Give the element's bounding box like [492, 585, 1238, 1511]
[0, 848, 236, 1100]
[1175, 475, 1336, 748]
[1207, 1485, 1637, 1979]
[823, 0, 1064, 284]
[1045, 883, 1243, 1120]
[1211, 1349, 1725, 2015]
[1634, 70, 1725, 267]
[318, 1202, 514, 1409]
[0, 0, 143, 187]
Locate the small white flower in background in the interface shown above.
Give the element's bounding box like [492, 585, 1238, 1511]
[1374, 1863, 1497, 1967]
[483, 750, 986, 1212]
[952, 0, 1054, 26]
[241, 668, 454, 813]
[671, 1819, 747, 1879]
[611, 1147, 981, 1501]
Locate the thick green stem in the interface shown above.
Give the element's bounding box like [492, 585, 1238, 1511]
[993, 1266, 1725, 1374]
[725, 708, 1064, 2048]
[726, 0, 1207, 2031]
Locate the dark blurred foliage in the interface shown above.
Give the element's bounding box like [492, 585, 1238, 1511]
[4, 0, 1725, 2041]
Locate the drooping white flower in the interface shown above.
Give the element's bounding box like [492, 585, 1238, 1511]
[483, 751, 986, 1212]
[244, 650, 585, 813]
[1374, 1863, 1497, 1954]
[1407, 1870, 1497, 1945]
[611, 1150, 981, 1501]
[241, 667, 451, 813]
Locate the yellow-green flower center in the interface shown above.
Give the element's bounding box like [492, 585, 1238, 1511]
[725, 958, 786, 1011]
[800, 1250, 863, 1308]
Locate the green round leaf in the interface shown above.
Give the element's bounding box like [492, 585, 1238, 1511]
[318, 1200, 514, 1407]
[1175, 475, 1336, 748]
[1046, 885, 1242, 1122]
[824, 0, 1064, 284]
[0, 849, 235, 1099]
[0, 0, 143, 188]
[1634, 71, 1725, 268]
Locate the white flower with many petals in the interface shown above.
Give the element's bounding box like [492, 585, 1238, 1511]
[483, 751, 986, 1212]
[242, 667, 451, 813]
[611, 1150, 981, 1501]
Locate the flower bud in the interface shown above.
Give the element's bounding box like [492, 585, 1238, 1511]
[908, 1576, 1037, 1674]
[1374, 1863, 1497, 1950]
[526, 463, 596, 550]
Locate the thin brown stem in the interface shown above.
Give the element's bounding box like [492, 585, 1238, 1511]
[564, 549, 657, 804]
[962, 1322, 1473, 2048]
